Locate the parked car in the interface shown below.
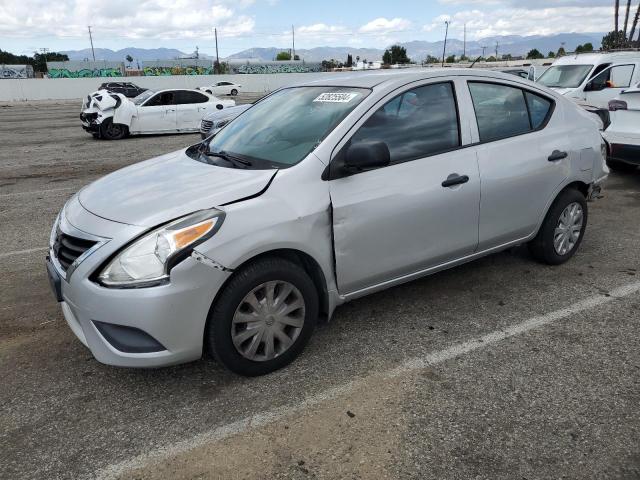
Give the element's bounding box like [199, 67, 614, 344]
[499, 67, 533, 80]
[99, 82, 147, 98]
[537, 51, 640, 108]
[200, 103, 252, 138]
[199, 81, 242, 96]
[80, 88, 236, 139]
[603, 82, 640, 172]
[48, 70, 607, 376]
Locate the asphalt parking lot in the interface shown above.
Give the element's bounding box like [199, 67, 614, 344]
[1, 99, 639, 480]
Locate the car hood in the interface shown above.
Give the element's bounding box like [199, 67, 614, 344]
[549, 87, 574, 96]
[78, 149, 276, 227]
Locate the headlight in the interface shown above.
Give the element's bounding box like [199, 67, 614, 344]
[98, 209, 225, 287]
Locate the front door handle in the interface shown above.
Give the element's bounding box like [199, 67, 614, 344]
[442, 174, 470, 188]
[548, 150, 568, 161]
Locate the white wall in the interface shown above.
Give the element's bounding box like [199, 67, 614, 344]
[0, 73, 339, 102]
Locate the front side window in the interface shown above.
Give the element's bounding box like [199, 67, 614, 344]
[590, 64, 635, 89]
[537, 65, 593, 88]
[349, 82, 460, 164]
[133, 90, 155, 105]
[202, 86, 369, 167]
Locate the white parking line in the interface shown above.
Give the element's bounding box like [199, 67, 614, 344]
[95, 280, 640, 480]
[0, 186, 75, 198]
[0, 247, 47, 259]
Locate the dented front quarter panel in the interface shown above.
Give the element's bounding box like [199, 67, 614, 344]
[193, 155, 340, 314]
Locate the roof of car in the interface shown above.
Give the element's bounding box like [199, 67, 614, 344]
[296, 68, 535, 89]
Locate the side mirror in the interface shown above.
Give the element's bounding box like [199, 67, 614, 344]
[605, 80, 615, 88]
[345, 141, 391, 171]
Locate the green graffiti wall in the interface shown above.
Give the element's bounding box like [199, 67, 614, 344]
[48, 67, 122, 78]
[234, 64, 322, 74]
[143, 66, 215, 76]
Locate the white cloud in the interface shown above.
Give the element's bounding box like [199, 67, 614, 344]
[359, 17, 412, 34]
[424, 6, 613, 39]
[298, 23, 350, 35]
[0, 0, 256, 39]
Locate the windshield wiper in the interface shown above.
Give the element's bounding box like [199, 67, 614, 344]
[205, 150, 252, 168]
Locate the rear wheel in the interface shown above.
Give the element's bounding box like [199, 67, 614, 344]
[607, 158, 637, 173]
[230, 89, 238, 96]
[529, 188, 588, 265]
[100, 118, 128, 140]
[206, 257, 318, 376]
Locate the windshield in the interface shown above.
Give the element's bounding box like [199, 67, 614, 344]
[133, 90, 155, 105]
[537, 65, 593, 88]
[201, 86, 369, 168]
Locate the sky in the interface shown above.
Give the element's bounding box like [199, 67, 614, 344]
[0, 0, 619, 57]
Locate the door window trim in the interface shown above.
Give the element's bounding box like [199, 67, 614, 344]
[467, 80, 556, 145]
[325, 80, 463, 180]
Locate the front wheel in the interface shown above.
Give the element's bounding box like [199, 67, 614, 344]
[100, 118, 128, 140]
[529, 188, 588, 265]
[206, 257, 318, 376]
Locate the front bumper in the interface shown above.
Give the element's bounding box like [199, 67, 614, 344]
[49, 197, 232, 368]
[80, 112, 99, 133]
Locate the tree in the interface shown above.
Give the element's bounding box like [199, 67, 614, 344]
[125, 54, 133, 64]
[526, 48, 544, 59]
[445, 54, 456, 63]
[32, 51, 69, 73]
[556, 46, 566, 57]
[548, 51, 556, 58]
[486, 56, 497, 62]
[582, 42, 594, 52]
[425, 55, 440, 64]
[502, 53, 513, 61]
[615, 0, 620, 33]
[276, 51, 292, 61]
[382, 45, 410, 65]
[346, 54, 353, 67]
[630, 2, 640, 43]
[623, 0, 633, 38]
[602, 30, 627, 49]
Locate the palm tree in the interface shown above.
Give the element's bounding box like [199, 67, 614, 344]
[630, 2, 640, 43]
[615, 0, 620, 33]
[623, 0, 632, 38]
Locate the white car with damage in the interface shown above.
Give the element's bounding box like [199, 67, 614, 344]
[80, 88, 236, 140]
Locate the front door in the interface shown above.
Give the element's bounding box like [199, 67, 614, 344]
[583, 64, 637, 108]
[175, 90, 212, 130]
[329, 81, 481, 294]
[135, 91, 177, 133]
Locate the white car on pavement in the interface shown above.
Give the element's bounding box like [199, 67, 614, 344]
[604, 83, 640, 172]
[81, 89, 236, 140]
[199, 81, 242, 96]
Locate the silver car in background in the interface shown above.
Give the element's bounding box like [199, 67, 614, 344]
[47, 69, 607, 376]
[200, 103, 252, 138]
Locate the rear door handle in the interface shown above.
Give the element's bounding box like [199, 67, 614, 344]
[548, 150, 568, 161]
[442, 174, 470, 188]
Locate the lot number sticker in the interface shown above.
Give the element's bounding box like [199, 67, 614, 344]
[313, 92, 359, 103]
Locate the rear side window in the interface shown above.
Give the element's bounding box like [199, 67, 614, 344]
[525, 92, 552, 129]
[469, 82, 553, 142]
[350, 82, 460, 164]
[144, 92, 175, 107]
[175, 90, 209, 104]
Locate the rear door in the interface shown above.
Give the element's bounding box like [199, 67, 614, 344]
[135, 91, 177, 132]
[467, 80, 569, 250]
[329, 80, 481, 295]
[175, 90, 212, 130]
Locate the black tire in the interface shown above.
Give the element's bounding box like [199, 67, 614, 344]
[607, 158, 637, 173]
[230, 89, 238, 96]
[206, 257, 319, 376]
[529, 188, 588, 265]
[100, 118, 128, 140]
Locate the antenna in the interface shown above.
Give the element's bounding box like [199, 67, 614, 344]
[88, 26, 95, 62]
[463, 23, 466, 59]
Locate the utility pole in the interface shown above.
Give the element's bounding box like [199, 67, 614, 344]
[482, 45, 487, 58]
[495, 41, 499, 59]
[88, 26, 96, 62]
[441, 20, 450, 67]
[214, 28, 220, 74]
[463, 23, 466, 59]
[292, 25, 296, 60]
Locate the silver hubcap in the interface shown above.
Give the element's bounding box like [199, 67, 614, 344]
[231, 281, 305, 362]
[554, 202, 583, 256]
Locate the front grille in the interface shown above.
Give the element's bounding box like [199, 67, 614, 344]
[53, 230, 97, 272]
[201, 119, 213, 133]
[80, 112, 98, 123]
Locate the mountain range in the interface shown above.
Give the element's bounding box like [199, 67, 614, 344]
[61, 32, 605, 63]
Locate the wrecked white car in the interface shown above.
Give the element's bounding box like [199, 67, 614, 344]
[80, 89, 236, 140]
